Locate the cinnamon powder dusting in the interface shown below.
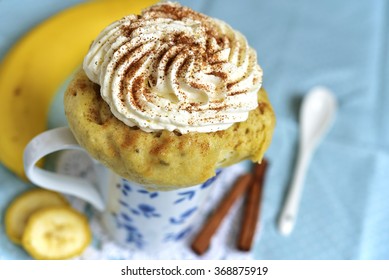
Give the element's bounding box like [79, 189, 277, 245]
[85, 1, 262, 134]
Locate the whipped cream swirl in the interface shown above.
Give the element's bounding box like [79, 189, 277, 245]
[83, 2, 263, 134]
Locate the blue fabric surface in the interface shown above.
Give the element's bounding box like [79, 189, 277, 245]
[1, 0, 389, 259]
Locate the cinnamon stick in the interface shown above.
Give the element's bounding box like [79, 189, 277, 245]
[191, 173, 253, 255]
[237, 159, 268, 251]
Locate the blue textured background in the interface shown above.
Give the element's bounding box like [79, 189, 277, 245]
[1, 0, 389, 259]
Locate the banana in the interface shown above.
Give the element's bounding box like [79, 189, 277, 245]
[22, 206, 91, 260]
[0, 0, 158, 179]
[5, 188, 69, 244]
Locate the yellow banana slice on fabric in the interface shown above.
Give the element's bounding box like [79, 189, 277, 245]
[5, 188, 69, 244]
[0, 0, 158, 179]
[22, 206, 91, 260]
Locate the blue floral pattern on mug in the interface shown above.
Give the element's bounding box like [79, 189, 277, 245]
[137, 189, 159, 198]
[169, 206, 198, 225]
[112, 212, 145, 249]
[164, 226, 194, 242]
[174, 190, 196, 204]
[201, 169, 222, 189]
[109, 169, 222, 248]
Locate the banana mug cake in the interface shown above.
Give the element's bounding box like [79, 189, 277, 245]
[64, 2, 275, 190]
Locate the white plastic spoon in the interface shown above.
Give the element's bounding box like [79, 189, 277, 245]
[278, 86, 337, 236]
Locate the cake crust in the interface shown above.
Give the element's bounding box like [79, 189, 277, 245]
[64, 70, 275, 190]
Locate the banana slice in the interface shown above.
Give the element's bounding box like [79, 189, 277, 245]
[5, 189, 69, 244]
[22, 207, 91, 260]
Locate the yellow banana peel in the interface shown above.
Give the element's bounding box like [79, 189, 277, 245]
[0, 0, 158, 179]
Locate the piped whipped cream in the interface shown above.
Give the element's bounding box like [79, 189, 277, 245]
[83, 2, 263, 134]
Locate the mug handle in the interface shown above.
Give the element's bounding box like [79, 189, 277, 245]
[23, 126, 105, 211]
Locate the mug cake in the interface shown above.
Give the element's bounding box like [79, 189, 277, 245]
[64, 2, 275, 189]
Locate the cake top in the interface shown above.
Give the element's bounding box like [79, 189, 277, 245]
[83, 2, 263, 134]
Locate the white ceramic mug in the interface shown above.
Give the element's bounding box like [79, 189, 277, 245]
[23, 127, 221, 251]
